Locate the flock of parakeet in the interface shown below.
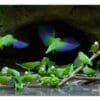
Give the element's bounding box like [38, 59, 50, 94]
[0, 26, 80, 54]
[1, 26, 99, 90]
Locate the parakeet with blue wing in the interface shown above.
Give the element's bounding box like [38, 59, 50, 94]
[38, 26, 80, 54]
[0, 34, 29, 49]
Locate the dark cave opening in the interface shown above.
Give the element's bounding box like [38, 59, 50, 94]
[0, 19, 92, 69]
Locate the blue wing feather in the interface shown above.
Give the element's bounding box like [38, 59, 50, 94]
[57, 37, 80, 52]
[38, 26, 80, 52]
[38, 26, 56, 46]
[13, 39, 29, 49]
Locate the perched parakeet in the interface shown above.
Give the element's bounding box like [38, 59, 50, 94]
[38, 26, 80, 54]
[17, 61, 41, 71]
[1, 67, 20, 76]
[83, 66, 96, 76]
[74, 51, 92, 67]
[0, 75, 12, 85]
[38, 64, 47, 76]
[0, 34, 29, 49]
[22, 71, 40, 82]
[89, 41, 99, 53]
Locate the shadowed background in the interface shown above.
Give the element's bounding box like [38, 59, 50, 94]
[0, 5, 99, 69]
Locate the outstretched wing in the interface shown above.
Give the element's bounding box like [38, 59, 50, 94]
[13, 39, 29, 49]
[38, 26, 56, 46]
[57, 37, 80, 52]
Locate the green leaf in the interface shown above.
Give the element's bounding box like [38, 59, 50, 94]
[83, 66, 96, 76]
[17, 61, 40, 71]
[74, 51, 92, 67]
[89, 41, 99, 53]
[0, 75, 12, 84]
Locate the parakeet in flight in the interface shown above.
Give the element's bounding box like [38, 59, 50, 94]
[0, 34, 29, 49]
[38, 26, 80, 54]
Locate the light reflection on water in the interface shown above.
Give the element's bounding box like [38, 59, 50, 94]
[0, 84, 100, 96]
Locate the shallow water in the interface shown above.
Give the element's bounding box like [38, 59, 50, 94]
[0, 83, 100, 96]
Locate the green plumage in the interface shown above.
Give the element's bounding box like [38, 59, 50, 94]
[89, 41, 99, 53]
[46, 37, 65, 54]
[0, 75, 12, 84]
[17, 61, 41, 71]
[83, 66, 96, 76]
[1, 67, 20, 76]
[1, 34, 14, 46]
[74, 52, 92, 67]
[22, 72, 39, 82]
[0, 34, 14, 49]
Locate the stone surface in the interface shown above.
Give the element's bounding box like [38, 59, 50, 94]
[0, 5, 100, 42]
